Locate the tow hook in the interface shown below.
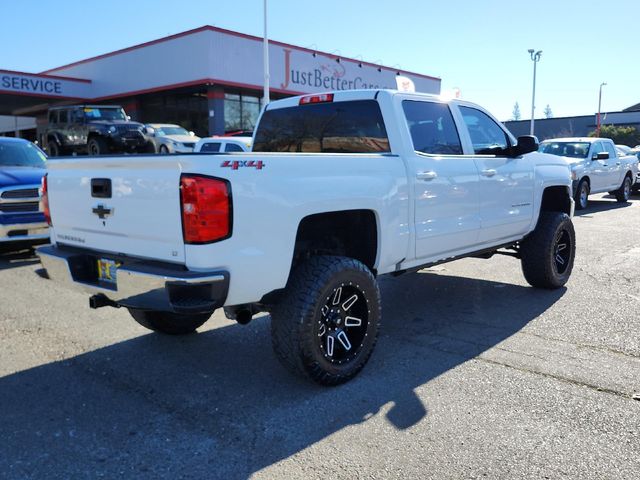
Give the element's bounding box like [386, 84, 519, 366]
[89, 294, 119, 309]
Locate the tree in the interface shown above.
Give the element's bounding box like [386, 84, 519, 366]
[588, 125, 640, 145]
[512, 102, 521, 121]
[543, 104, 553, 119]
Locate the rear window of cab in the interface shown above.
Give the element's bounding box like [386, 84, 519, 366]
[252, 100, 390, 153]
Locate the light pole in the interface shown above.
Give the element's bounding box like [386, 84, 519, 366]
[597, 82, 607, 137]
[528, 49, 542, 135]
[262, 0, 270, 105]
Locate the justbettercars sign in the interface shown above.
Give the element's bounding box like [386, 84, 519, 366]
[275, 47, 439, 95]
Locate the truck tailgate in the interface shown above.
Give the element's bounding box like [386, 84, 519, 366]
[47, 156, 186, 263]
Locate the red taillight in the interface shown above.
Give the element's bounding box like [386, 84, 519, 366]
[299, 93, 334, 105]
[180, 174, 231, 244]
[40, 174, 52, 226]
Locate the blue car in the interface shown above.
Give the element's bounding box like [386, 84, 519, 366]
[0, 137, 49, 249]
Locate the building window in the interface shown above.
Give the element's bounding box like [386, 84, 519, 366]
[224, 93, 261, 133]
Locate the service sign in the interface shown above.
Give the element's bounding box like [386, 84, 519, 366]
[0, 70, 92, 99]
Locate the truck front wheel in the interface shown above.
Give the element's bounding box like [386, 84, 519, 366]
[574, 179, 589, 210]
[128, 309, 211, 335]
[520, 212, 576, 289]
[270, 256, 381, 386]
[88, 137, 108, 156]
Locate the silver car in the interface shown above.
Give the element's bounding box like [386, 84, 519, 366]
[144, 124, 200, 154]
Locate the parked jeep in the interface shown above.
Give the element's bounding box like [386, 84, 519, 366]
[45, 105, 153, 156]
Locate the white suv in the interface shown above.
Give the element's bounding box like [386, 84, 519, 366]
[193, 136, 252, 153]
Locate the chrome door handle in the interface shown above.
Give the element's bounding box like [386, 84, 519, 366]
[616, 162, 621, 166]
[416, 171, 437, 180]
[481, 169, 497, 177]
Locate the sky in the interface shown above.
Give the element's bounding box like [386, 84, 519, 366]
[2, 0, 639, 121]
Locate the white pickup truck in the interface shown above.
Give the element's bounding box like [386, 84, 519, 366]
[37, 89, 576, 385]
[539, 137, 639, 209]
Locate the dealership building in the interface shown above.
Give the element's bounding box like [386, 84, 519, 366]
[0, 25, 441, 142]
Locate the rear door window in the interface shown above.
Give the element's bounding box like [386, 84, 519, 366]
[224, 143, 244, 152]
[402, 100, 462, 155]
[253, 100, 390, 153]
[200, 142, 221, 153]
[603, 142, 617, 159]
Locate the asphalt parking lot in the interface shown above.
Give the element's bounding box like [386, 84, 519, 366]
[1, 192, 639, 479]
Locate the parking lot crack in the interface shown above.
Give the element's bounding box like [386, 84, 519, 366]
[477, 356, 632, 400]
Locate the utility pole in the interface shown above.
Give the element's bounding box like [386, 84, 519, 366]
[597, 82, 607, 137]
[263, 0, 270, 105]
[528, 49, 542, 136]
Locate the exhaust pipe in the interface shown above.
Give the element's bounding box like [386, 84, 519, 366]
[235, 309, 253, 325]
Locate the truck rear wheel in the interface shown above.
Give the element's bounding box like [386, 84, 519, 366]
[614, 175, 632, 203]
[270, 256, 381, 386]
[128, 309, 211, 335]
[520, 212, 575, 289]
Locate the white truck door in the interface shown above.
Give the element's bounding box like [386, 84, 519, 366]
[602, 141, 623, 189]
[457, 106, 535, 244]
[588, 141, 612, 192]
[401, 99, 481, 260]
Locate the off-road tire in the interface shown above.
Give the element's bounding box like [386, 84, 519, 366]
[270, 256, 381, 386]
[520, 212, 576, 289]
[88, 137, 108, 156]
[128, 309, 211, 335]
[615, 175, 632, 203]
[47, 140, 60, 157]
[574, 178, 589, 210]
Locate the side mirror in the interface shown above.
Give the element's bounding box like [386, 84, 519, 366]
[514, 135, 539, 156]
[145, 127, 155, 136]
[189, 131, 195, 137]
[126, 115, 132, 121]
[592, 152, 609, 160]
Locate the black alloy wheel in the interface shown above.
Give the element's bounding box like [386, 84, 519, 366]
[317, 284, 370, 365]
[553, 229, 571, 276]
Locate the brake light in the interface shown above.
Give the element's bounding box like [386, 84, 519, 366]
[299, 93, 334, 105]
[40, 174, 52, 226]
[180, 174, 231, 244]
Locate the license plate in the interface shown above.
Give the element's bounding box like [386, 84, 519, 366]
[97, 258, 120, 284]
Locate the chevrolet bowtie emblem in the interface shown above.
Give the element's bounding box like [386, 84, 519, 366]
[92, 204, 113, 219]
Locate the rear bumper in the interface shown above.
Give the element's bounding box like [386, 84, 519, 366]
[36, 245, 228, 314]
[0, 221, 49, 243]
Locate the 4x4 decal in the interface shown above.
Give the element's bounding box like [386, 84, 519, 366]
[221, 160, 265, 170]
